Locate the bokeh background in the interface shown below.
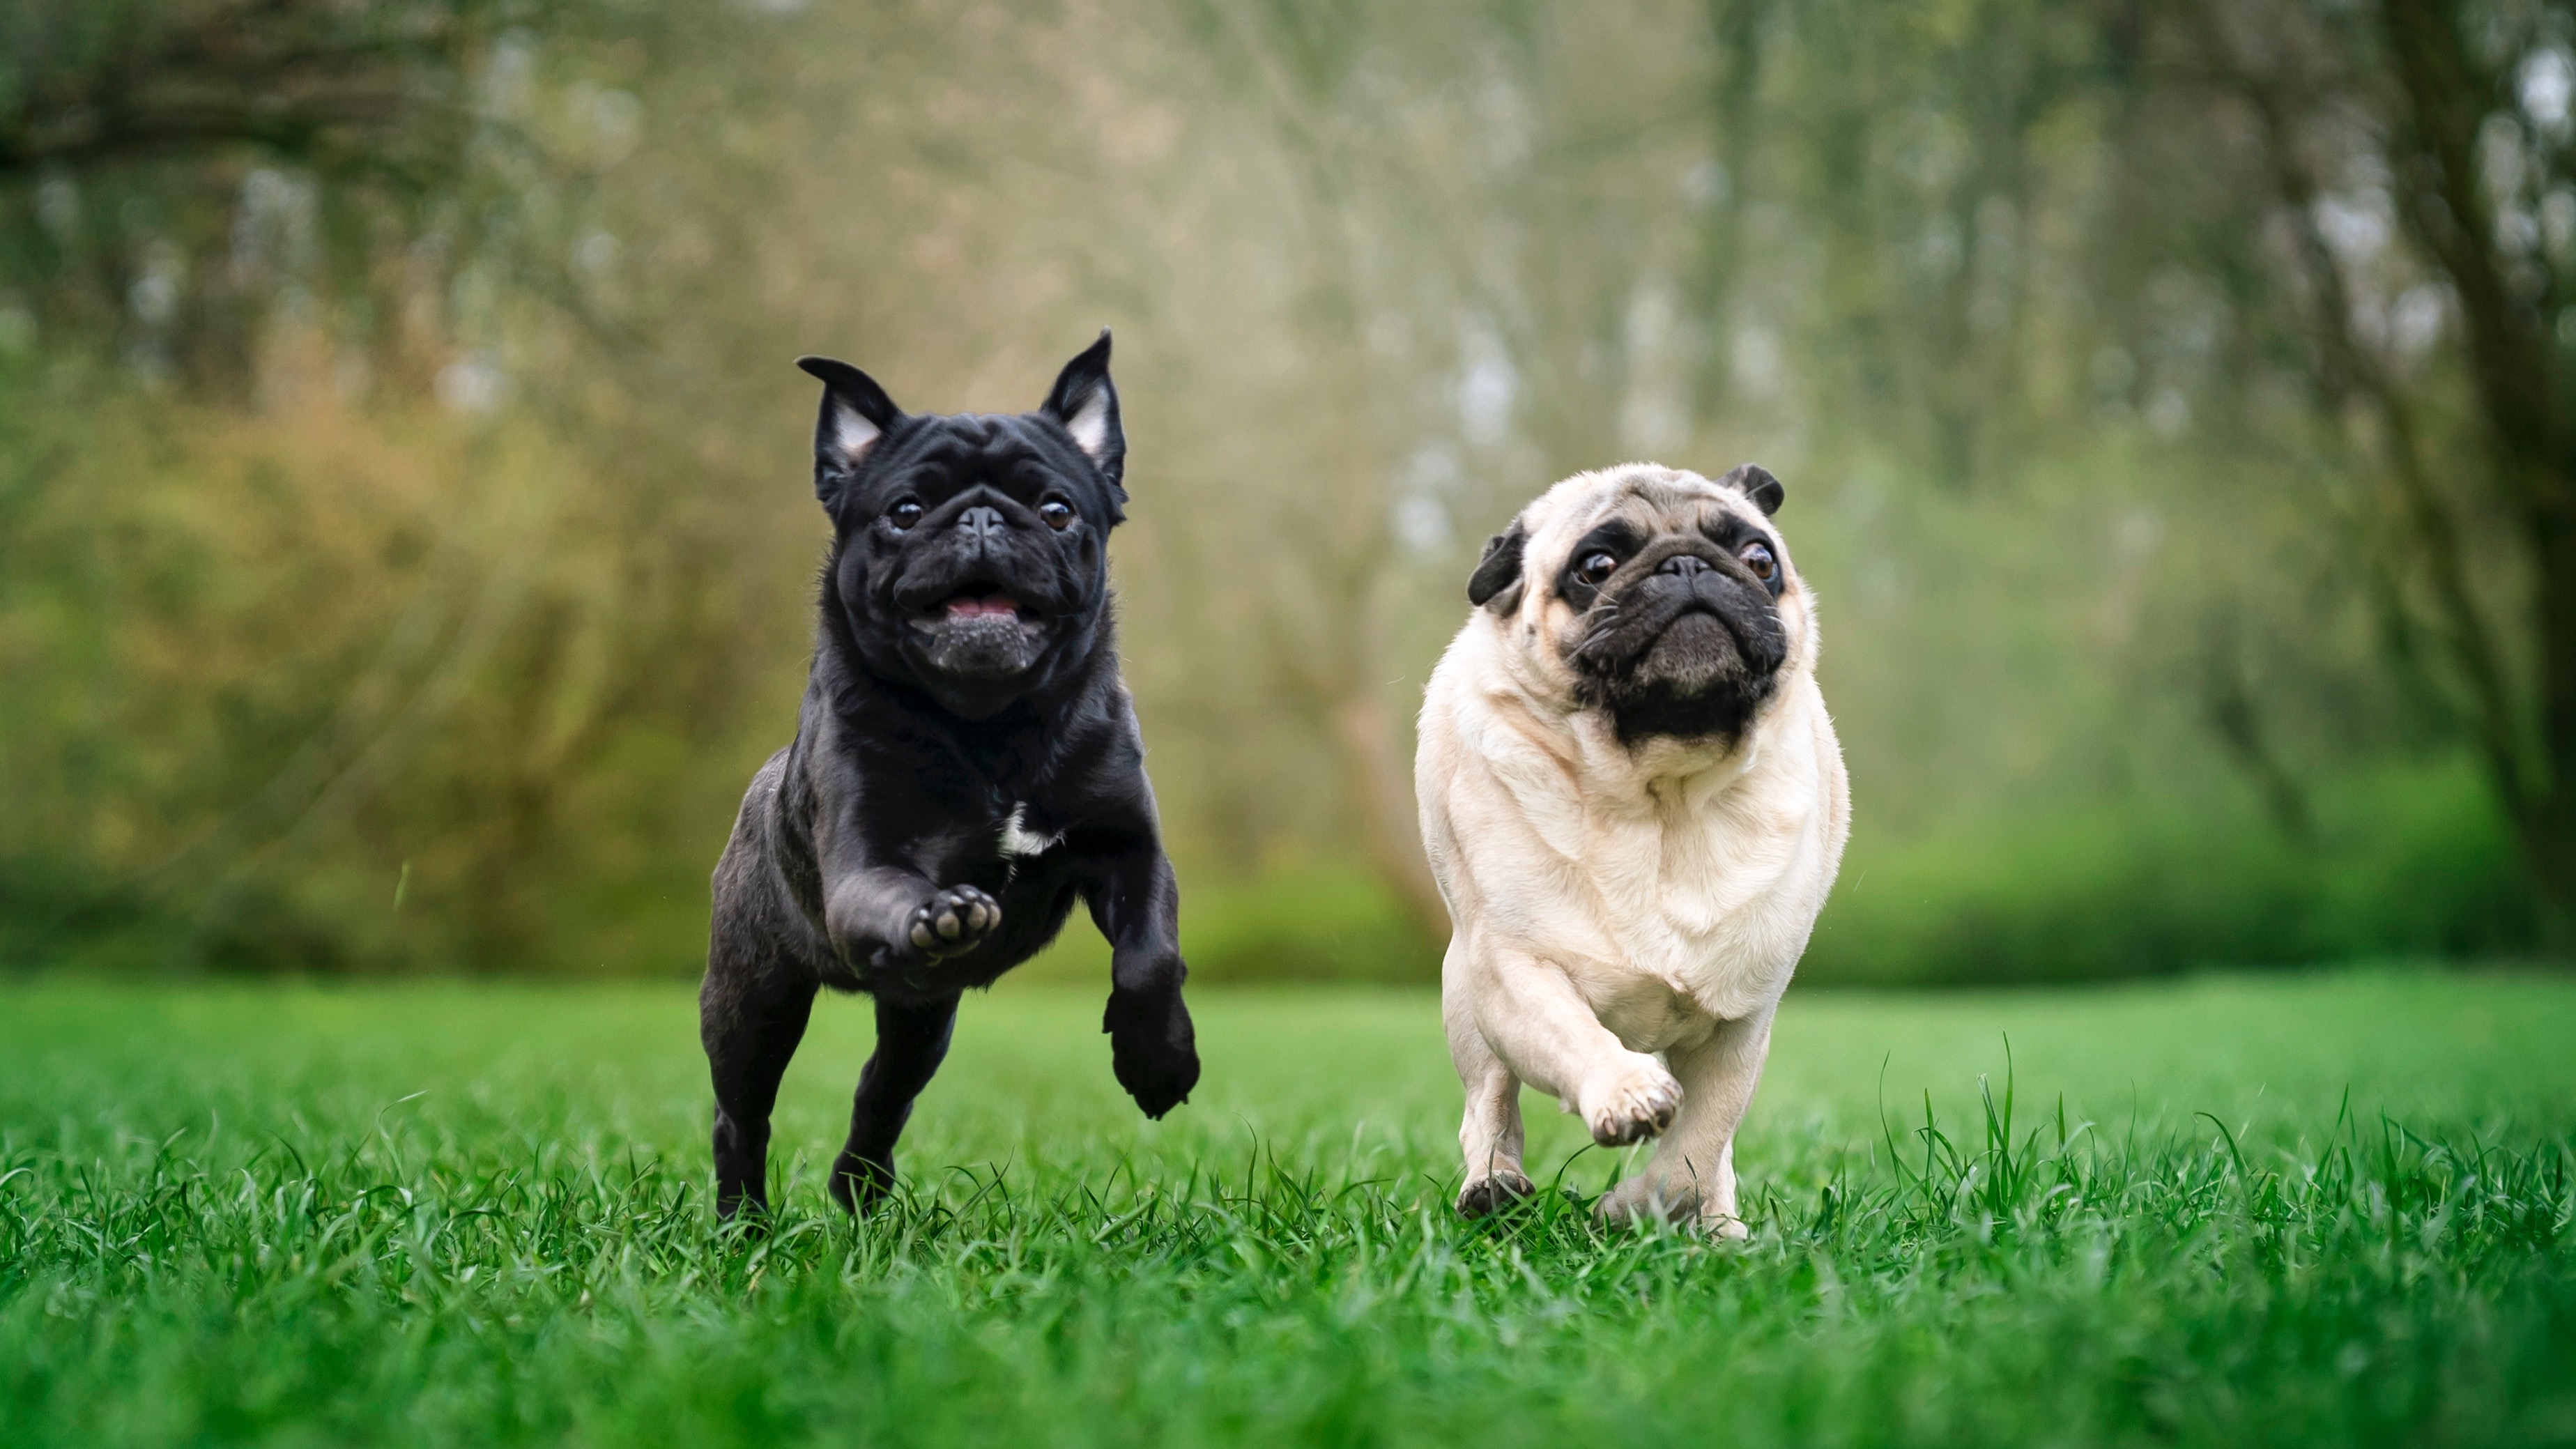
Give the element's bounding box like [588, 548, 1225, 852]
[3, 0, 2571, 986]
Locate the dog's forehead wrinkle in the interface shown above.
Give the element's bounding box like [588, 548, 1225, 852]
[881, 424, 1096, 502]
[1534, 496, 1758, 601]
[1625, 472, 1724, 514]
[1536, 469, 1711, 548]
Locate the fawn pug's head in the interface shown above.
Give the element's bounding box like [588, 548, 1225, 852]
[1466, 463, 1811, 746]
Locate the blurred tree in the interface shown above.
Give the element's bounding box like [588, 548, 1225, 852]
[0, 0, 2552, 981]
[1175, 0, 1443, 933]
[1686, 0, 2571, 952]
[0, 0, 813, 972]
[1173, 0, 1714, 937]
[2170, 0, 2576, 948]
[0, 0, 465, 181]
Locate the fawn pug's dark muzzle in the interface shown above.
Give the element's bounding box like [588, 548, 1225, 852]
[1571, 534, 1788, 744]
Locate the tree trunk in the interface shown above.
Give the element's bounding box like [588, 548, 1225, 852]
[2373, 0, 2576, 956]
[2195, 0, 2576, 960]
[2515, 521, 2576, 953]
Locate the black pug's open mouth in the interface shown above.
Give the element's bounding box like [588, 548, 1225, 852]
[924, 592, 1027, 623]
[908, 589, 1049, 677]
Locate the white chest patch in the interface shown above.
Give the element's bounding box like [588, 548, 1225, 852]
[998, 804, 1064, 859]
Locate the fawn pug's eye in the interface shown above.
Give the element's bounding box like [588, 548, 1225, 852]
[1576, 551, 1618, 586]
[1039, 498, 1075, 531]
[887, 498, 924, 530]
[1739, 542, 1776, 579]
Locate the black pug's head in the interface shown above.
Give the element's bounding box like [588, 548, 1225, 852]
[1466, 463, 1810, 747]
[800, 330, 1129, 720]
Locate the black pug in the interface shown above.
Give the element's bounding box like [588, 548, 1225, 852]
[700, 330, 1198, 1220]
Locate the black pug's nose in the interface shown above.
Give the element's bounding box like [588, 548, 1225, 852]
[1657, 555, 1712, 579]
[959, 505, 1007, 548]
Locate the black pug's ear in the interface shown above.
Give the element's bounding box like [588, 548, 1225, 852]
[1466, 519, 1528, 613]
[796, 355, 905, 507]
[1040, 328, 1125, 490]
[1721, 463, 1785, 516]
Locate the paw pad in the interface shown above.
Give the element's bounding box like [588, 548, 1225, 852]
[905, 887, 1001, 959]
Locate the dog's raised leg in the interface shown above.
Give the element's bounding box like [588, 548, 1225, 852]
[1597, 1008, 1774, 1236]
[702, 967, 818, 1222]
[828, 993, 962, 1215]
[1445, 952, 1531, 1214]
[1463, 945, 1682, 1153]
[1085, 845, 1199, 1119]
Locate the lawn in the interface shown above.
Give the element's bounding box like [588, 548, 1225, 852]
[2, 968, 2573, 1446]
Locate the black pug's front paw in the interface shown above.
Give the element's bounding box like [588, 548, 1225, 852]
[896, 885, 1002, 963]
[1103, 990, 1199, 1118]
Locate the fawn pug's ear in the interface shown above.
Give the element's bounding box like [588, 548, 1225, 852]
[1720, 462, 1785, 516]
[1040, 328, 1126, 490]
[797, 356, 905, 508]
[1466, 519, 1528, 613]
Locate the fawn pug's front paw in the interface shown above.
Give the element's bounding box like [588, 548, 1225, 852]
[1579, 1055, 1682, 1147]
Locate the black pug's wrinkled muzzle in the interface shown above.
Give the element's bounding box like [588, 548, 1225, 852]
[878, 489, 1091, 686]
[1571, 535, 1789, 744]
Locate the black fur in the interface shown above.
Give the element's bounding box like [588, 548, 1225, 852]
[1729, 463, 1785, 516]
[1467, 521, 1528, 611]
[701, 332, 1197, 1221]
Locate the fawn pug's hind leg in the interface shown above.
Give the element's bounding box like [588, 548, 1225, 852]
[1446, 951, 1531, 1214]
[1597, 1008, 1774, 1237]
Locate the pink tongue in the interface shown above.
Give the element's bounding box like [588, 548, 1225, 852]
[944, 595, 1020, 618]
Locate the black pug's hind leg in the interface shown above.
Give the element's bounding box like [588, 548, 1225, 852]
[703, 967, 818, 1222]
[829, 994, 962, 1215]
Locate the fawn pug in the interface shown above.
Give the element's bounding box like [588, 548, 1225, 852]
[1416, 462, 1848, 1234]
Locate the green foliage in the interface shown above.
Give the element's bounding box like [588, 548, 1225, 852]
[0, 379, 785, 979]
[3, 0, 2570, 978]
[1, 973, 2572, 1445]
[1155, 864, 1441, 984]
[1807, 759, 2536, 985]
[1015, 760, 2529, 990]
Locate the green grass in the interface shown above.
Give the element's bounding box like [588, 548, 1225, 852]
[2, 969, 2573, 1446]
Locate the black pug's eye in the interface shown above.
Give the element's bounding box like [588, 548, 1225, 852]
[1577, 551, 1618, 586]
[887, 498, 923, 530]
[1739, 542, 1776, 580]
[1038, 498, 1075, 531]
